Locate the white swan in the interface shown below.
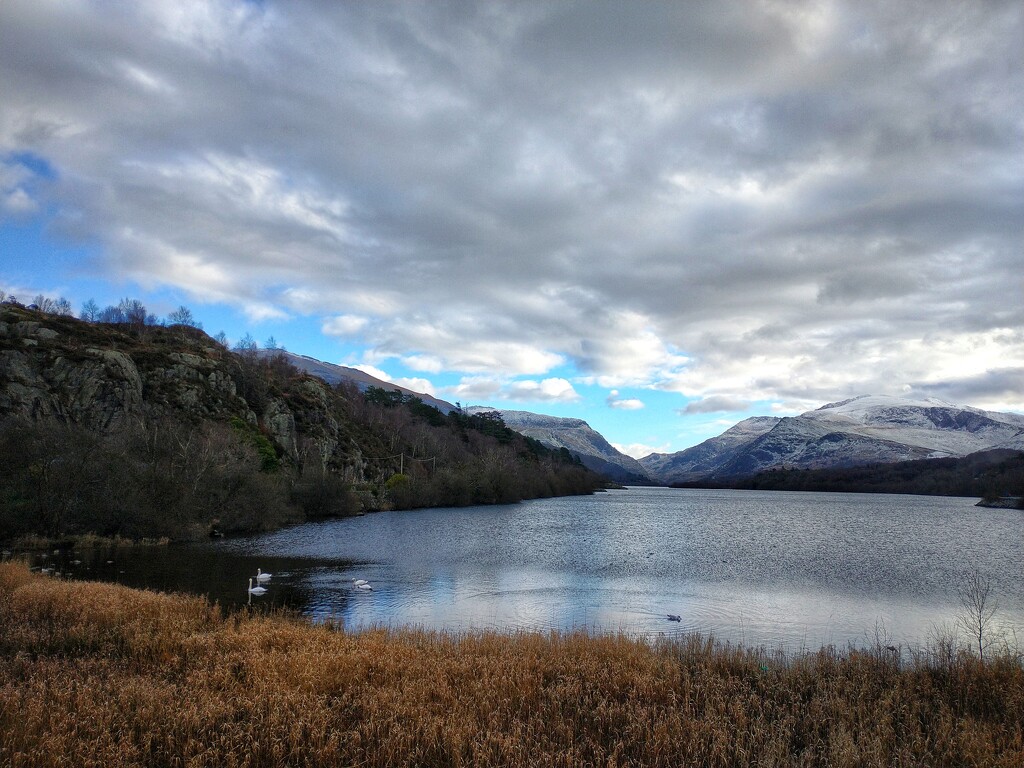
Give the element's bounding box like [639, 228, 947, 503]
[256, 568, 272, 583]
[356, 582, 372, 591]
[247, 578, 267, 595]
[352, 579, 369, 587]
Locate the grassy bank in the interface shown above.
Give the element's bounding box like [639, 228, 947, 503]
[1, 563, 1022, 767]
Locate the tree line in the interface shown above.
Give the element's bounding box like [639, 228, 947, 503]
[0, 290, 278, 351]
[674, 449, 1024, 501]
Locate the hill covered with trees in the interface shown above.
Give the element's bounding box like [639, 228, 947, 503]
[675, 448, 1024, 503]
[0, 299, 602, 542]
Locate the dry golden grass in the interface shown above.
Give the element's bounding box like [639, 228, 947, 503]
[1, 562, 1022, 767]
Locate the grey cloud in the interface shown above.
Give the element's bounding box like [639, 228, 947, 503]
[909, 369, 1024, 405]
[681, 396, 751, 415]
[1, 0, 1022, 408]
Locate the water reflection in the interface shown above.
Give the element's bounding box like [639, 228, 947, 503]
[15, 488, 1024, 650]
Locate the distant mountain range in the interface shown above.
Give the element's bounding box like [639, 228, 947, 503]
[264, 353, 1024, 489]
[640, 395, 1024, 485]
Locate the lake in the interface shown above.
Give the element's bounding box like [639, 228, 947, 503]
[20, 487, 1024, 650]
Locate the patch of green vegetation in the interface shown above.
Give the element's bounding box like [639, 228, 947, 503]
[229, 416, 280, 472]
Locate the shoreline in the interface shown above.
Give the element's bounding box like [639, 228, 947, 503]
[2, 562, 1023, 767]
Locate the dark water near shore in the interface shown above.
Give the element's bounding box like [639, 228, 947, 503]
[16, 488, 1024, 649]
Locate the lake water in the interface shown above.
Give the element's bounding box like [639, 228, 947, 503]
[22, 487, 1024, 650]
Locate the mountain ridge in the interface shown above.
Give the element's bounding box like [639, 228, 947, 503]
[641, 394, 1024, 485]
[466, 407, 653, 484]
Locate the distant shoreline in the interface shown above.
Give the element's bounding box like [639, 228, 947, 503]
[976, 496, 1024, 509]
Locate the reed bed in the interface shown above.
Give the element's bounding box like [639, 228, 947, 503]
[1, 563, 1022, 767]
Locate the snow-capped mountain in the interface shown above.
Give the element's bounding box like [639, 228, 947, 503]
[641, 395, 1024, 484]
[640, 416, 781, 483]
[467, 408, 653, 484]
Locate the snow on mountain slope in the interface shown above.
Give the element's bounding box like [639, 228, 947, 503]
[468, 407, 653, 483]
[643, 395, 1024, 484]
[804, 395, 1024, 455]
[640, 416, 780, 483]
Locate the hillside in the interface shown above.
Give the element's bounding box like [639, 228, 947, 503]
[268, 350, 457, 414]
[0, 303, 602, 542]
[642, 395, 1024, 485]
[467, 407, 653, 484]
[678, 448, 1024, 501]
[641, 416, 781, 483]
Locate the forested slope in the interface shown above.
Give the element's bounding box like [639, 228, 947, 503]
[676, 448, 1024, 502]
[0, 303, 601, 541]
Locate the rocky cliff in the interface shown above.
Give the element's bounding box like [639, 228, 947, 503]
[0, 304, 367, 475]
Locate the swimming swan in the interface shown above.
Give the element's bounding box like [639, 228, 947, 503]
[247, 578, 267, 595]
[256, 568, 272, 583]
[354, 580, 372, 591]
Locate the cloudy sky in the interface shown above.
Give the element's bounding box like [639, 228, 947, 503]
[1, 0, 1022, 457]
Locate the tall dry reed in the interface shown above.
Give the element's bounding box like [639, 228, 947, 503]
[1, 562, 1021, 767]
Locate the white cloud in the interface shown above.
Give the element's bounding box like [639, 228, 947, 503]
[447, 377, 503, 402]
[2, 187, 36, 214]
[241, 302, 289, 323]
[505, 378, 580, 403]
[612, 441, 670, 460]
[0, 160, 39, 215]
[1, 0, 1021, 423]
[322, 314, 369, 337]
[401, 354, 444, 373]
[393, 376, 435, 396]
[353, 364, 394, 383]
[446, 376, 579, 404]
[606, 390, 645, 410]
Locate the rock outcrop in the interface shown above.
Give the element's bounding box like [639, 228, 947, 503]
[0, 304, 349, 469]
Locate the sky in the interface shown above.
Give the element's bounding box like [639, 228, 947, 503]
[1, 1, 1022, 458]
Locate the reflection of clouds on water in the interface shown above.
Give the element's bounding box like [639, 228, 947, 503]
[291, 565, 967, 649]
[38, 488, 1024, 650]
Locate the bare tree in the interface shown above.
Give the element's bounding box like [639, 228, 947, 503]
[118, 297, 148, 327]
[97, 304, 124, 323]
[233, 333, 258, 354]
[957, 568, 999, 661]
[80, 298, 100, 321]
[32, 294, 55, 312]
[168, 305, 196, 326]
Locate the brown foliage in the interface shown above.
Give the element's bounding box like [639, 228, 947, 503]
[2, 563, 1022, 767]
